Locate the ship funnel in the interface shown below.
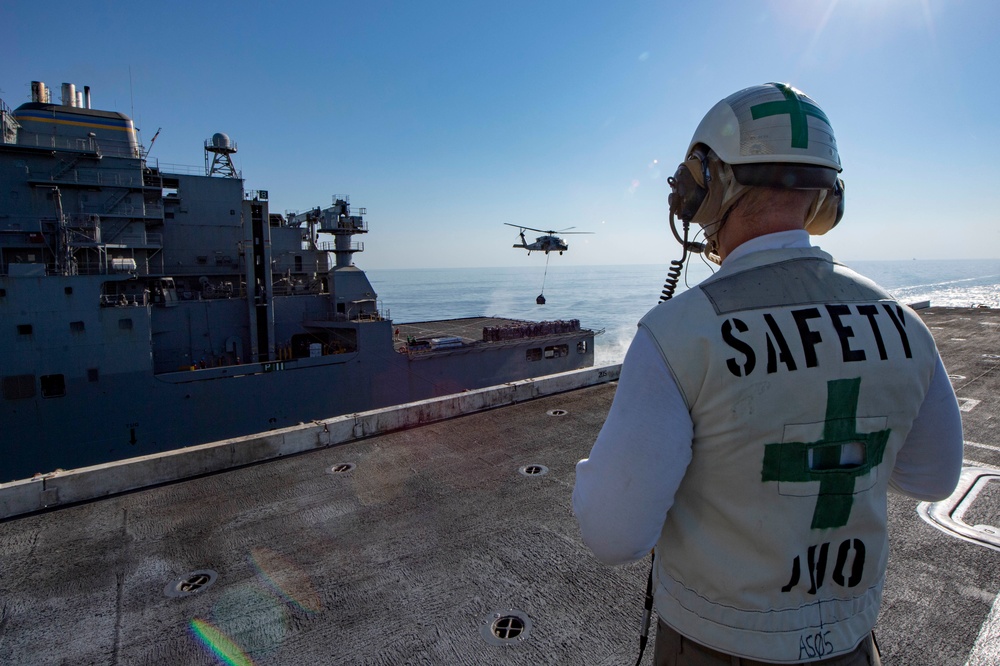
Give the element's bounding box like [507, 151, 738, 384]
[31, 81, 49, 103]
[61, 83, 77, 107]
[84, 86, 91, 109]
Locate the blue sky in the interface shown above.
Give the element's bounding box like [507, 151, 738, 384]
[3, 0, 997, 268]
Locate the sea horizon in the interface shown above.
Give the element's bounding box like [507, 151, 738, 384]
[368, 258, 1000, 365]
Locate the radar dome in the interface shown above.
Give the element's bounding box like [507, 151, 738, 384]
[211, 133, 232, 149]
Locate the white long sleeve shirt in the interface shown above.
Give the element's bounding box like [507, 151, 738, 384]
[572, 231, 965, 566]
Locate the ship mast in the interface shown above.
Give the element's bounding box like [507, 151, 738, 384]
[204, 133, 240, 178]
[322, 197, 367, 268]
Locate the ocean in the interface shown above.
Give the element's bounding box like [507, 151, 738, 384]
[368, 258, 1000, 365]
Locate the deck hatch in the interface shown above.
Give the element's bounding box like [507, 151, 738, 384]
[164, 569, 219, 597]
[519, 464, 549, 477]
[480, 609, 531, 645]
[547, 409, 568, 417]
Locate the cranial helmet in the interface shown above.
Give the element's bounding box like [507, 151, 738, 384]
[668, 83, 845, 250]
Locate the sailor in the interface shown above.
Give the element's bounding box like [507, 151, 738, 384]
[573, 83, 964, 665]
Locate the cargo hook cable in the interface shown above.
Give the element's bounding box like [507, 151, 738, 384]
[540, 252, 551, 299]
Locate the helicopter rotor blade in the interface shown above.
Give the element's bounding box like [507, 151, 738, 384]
[503, 222, 593, 236]
[503, 223, 554, 234]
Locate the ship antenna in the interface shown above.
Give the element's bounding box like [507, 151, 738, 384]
[146, 128, 162, 156]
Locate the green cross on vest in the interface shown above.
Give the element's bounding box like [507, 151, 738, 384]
[761, 377, 890, 530]
[750, 83, 831, 149]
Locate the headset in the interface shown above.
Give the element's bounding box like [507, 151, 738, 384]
[667, 149, 710, 253]
[659, 149, 845, 302]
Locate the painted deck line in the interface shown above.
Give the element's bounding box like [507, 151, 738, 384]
[965, 591, 1000, 666]
[967, 441, 1000, 454]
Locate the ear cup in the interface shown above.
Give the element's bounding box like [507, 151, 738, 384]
[668, 153, 709, 223]
[806, 178, 845, 235]
[832, 178, 845, 226]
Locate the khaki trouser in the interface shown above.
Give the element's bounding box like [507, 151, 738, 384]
[654, 619, 882, 666]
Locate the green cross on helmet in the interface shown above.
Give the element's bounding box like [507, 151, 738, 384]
[689, 82, 842, 174]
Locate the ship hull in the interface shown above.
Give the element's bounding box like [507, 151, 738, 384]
[2, 310, 593, 480]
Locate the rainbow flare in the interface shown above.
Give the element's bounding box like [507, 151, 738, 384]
[189, 618, 256, 666]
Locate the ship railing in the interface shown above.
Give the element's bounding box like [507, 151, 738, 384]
[320, 218, 368, 233]
[99, 293, 150, 307]
[307, 312, 385, 323]
[271, 280, 326, 297]
[8, 259, 96, 277]
[157, 265, 245, 277]
[36, 169, 146, 188]
[90, 206, 138, 224]
[352, 311, 384, 322]
[305, 305, 388, 323]
[2, 258, 153, 278]
[70, 260, 98, 276]
[317, 241, 364, 253]
[1, 99, 21, 144]
[15, 131, 138, 158]
[153, 161, 208, 177]
[115, 231, 163, 247]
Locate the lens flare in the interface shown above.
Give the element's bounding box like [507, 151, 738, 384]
[250, 547, 322, 614]
[190, 618, 255, 666]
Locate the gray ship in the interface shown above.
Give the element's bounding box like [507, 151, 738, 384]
[0, 80, 595, 482]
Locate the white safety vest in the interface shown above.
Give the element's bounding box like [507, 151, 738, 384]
[639, 246, 938, 662]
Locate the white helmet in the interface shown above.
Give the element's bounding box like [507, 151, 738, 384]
[668, 83, 844, 249]
[689, 82, 841, 174]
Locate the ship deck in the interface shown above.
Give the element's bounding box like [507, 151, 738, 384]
[0, 307, 997, 665]
[391, 316, 589, 352]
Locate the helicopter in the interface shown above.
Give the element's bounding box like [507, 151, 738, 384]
[504, 223, 593, 255]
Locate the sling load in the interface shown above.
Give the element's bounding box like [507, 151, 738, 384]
[504, 223, 593, 304]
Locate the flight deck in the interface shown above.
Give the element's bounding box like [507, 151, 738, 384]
[0, 307, 997, 665]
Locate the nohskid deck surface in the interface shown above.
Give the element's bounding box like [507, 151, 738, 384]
[0, 308, 997, 665]
[394, 316, 529, 342]
[391, 316, 586, 352]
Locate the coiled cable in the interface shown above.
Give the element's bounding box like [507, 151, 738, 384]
[660, 216, 702, 302]
[660, 257, 684, 302]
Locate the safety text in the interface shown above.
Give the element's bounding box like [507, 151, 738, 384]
[721, 303, 912, 378]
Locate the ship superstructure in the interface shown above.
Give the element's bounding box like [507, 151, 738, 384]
[0, 81, 595, 480]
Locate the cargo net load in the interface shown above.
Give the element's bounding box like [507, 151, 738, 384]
[482, 319, 581, 342]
